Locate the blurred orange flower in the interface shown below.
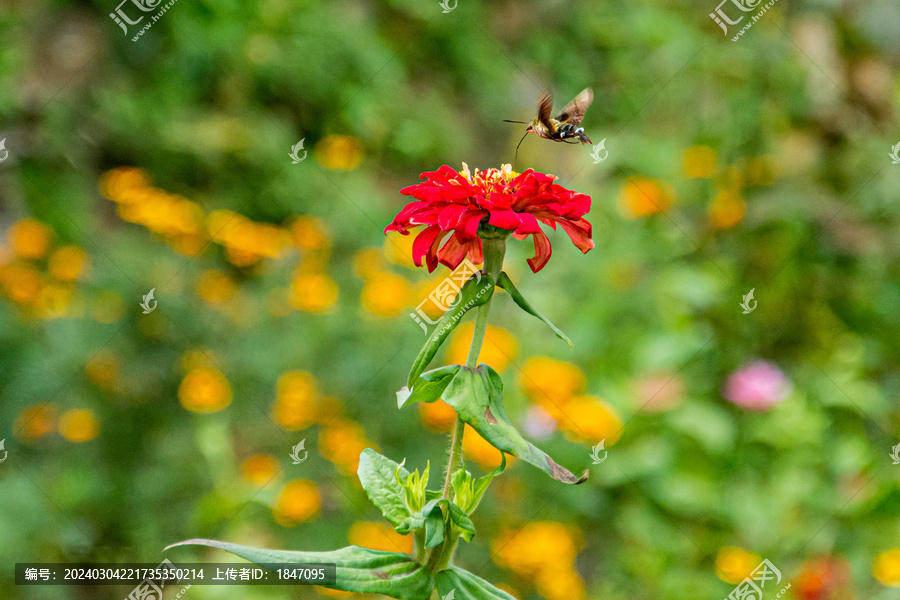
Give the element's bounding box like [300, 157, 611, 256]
[492, 522, 584, 600]
[8, 219, 53, 259]
[360, 272, 411, 317]
[618, 177, 674, 218]
[48, 245, 90, 281]
[447, 323, 518, 372]
[462, 425, 508, 470]
[289, 216, 331, 251]
[709, 189, 746, 230]
[273, 479, 321, 526]
[315, 135, 364, 171]
[241, 454, 280, 485]
[178, 367, 232, 413]
[715, 546, 762, 585]
[557, 396, 622, 445]
[197, 270, 238, 305]
[418, 399, 457, 433]
[14, 404, 59, 441]
[519, 356, 586, 407]
[290, 273, 339, 313]
[319, 419, 376, 476]
[348, 521, 413, 554]
[272, 370, 320, 431]
[59, 409, 100, 442]
[873, 549, 900, 587]
[0, 264, 41, 304]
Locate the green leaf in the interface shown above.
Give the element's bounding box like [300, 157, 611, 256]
[398, 365, 462, 408]
[443, 366, 588, 485]
[395, 512, 426, 535]
[446, 502, 476, 542]
[496, 272, 573, 349]
[436, 567, 519, 600]
[358, 449, 411, 527]
[407, 275, 494, 388]
[424, 509, 445, 548]
[165, 540, 435, 600]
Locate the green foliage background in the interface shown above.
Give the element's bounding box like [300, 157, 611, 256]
[1, 0, 899, 599]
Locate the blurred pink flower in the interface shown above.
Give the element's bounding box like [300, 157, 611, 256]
[724, 361, 790, 410]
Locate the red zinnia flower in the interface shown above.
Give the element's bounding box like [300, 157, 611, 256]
[385, 163, 594, 273]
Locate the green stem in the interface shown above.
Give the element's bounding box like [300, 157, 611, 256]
[441, 237, 506, 501]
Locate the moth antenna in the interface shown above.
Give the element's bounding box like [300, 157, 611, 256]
[503, 120, 527, 124]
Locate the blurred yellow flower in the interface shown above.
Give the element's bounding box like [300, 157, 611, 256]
[360, 272, 411, 317]
[557, 396, 622, 445]
[289, 216, 331, 251]
[348, 521, 413, 554]
[178, 367, 232, 413]
[48, 245, 90, 281]
[873, 549, 900, 587]
[207, 210, 289, 267]
[35, 283, 73, 320]
[709, 189, 746, 230]
[197, 270, 238, 305]
[352, 248, 385, 280]
[273, 479, 321, 526]
[319, 419, 376, 476]
[86, 351, 119, 391]
[519, 356, 586, 407]
[418, 399, 457, 433]
[272, 370, 320, 431]
[59, 409, 100, 443]
[683, 145, 718, 179]
[14, 404, 58, 441]
[290, 273, 339, 313]
[8, 218, 53, 259]
[447, 323, 518, 372]
[99, 167, 151, 201]
[492, 522, 584, 600]
[0, 264, 41, 304]
[383, 232, 417, 268]
[715, 546, 762, 584]
[618, 177, 674, 219]
[463, 425, 507, 470]
[315, 135, 364, 171]
[241, 454, 280, 485]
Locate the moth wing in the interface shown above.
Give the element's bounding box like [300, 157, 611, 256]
[555, 88, 593, 125]
[537, 91, 554, 129]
